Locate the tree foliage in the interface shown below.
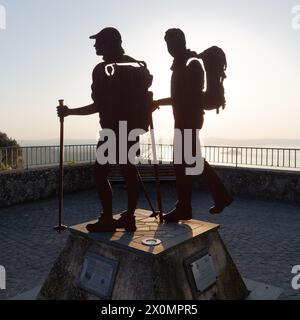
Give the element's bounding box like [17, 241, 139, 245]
[0, 131, 20, 148]
[0, 132, 21, 170]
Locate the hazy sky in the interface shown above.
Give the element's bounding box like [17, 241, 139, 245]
[0, 0, 299, 144]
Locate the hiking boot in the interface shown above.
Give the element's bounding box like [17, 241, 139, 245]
[86, 215, 116, 233]
[163, 207, 192, 223]
[209, 196, 234, 214]
[115, 211, 137, 232]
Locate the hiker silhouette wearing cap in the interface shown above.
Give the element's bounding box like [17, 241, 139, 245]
[57, 27, 152, 232]
[153, 28, 233, 222]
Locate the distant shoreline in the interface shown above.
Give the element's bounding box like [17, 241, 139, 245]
[18, 138, 300, 149]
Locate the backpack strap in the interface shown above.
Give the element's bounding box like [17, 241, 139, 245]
[105, 61, 147, 77]
[186, 57, 201, 67]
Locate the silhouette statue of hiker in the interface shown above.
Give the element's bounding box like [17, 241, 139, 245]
[153, 28, 233, 222]
[57, 27, 153, 232]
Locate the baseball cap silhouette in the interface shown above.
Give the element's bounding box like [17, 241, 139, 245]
[89, 27, 122, 43]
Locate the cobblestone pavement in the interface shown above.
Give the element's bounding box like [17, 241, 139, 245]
[0, 182, 299, 300]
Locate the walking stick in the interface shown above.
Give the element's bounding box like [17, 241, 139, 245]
[149, 116, 163, 223]
[135, 167, 157, 216]
[54, 99, 67, 233]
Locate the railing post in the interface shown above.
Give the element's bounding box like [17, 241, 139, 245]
[235, 147, 238, 168]
[26, 147, 29, 170]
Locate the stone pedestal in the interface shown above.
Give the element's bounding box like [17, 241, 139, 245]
[37, 209, 248, 300]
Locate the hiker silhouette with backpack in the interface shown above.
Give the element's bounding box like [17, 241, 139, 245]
[153, 28, 233, 222]
[57, 27, 153, 232]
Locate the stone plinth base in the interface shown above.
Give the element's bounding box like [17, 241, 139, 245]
[37, 209, 248, 300]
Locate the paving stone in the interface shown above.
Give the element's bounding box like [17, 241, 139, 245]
[0, 182, 299, 300]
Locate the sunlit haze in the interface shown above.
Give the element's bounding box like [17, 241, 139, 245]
[0, 0, 299, 146]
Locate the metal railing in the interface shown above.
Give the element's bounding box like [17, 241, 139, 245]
[0, 144, 299, 171]
[202, 146, 300, 170]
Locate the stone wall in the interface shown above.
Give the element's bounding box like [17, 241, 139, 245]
[194, 166, 300, 203]
[0, 165, 94, 208]
[0, 164, 299, 208]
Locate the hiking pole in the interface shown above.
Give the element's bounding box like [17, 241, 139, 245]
[135, 166, 157, 216]
[149, 116, 163, 223]
[54, 99, 67, 233]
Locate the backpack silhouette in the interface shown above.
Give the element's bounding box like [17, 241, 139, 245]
[187, 46, 227, 114]
[104, 60, 153, 132]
